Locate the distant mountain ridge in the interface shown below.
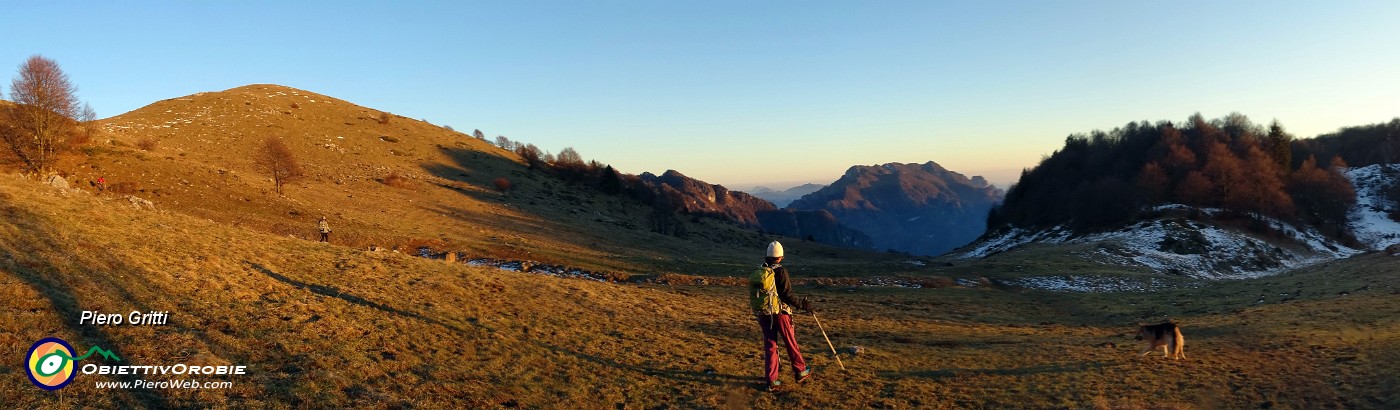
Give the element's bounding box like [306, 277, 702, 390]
[638, 170, 872, 248]
[750, 183, 826, 207]
[789, 161, 1004, 256]
[639, 170, 775, 226]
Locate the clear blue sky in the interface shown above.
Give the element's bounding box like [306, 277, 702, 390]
[4, 1, 1398, 189]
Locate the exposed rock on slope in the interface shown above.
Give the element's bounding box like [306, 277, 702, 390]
[640, 170, 776, 226]
[638, 170, 871, 248]
[962, 208, 1357, 280]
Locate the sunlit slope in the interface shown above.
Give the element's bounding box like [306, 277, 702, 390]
[3, 175, 1397, 408]
[80, 84, 901, 278]
[0, 173, 776, 407]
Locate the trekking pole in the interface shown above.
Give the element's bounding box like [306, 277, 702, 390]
[810, 311, 845, 370]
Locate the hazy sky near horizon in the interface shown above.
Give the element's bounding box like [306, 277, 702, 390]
[3, 1, 1398, 189]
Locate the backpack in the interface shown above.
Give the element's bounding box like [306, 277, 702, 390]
[749, 264, 787, 315]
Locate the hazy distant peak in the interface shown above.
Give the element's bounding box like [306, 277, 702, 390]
[836, 161, 977, 187]
[791, 160, 1006, 256]
[748, 183, 827, 208]
[970, 176, 990, 188]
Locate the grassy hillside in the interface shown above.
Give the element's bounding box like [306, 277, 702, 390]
[69, 84, 907, 279]
[3, 174, 1397, 408]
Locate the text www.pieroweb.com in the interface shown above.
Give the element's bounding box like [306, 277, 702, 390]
[84, 363, 246, 389]
[95, 379, 233, 389]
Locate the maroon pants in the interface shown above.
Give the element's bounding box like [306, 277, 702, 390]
[757, 313, 807, 383]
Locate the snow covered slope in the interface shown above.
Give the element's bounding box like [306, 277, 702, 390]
[963, 210, 1357, 280]
[1345, 164, 1400, 250]
[961, 165, 1400, 281]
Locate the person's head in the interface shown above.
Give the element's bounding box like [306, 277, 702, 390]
[320, 216, 326, 220]
[765, 241, 784, 265]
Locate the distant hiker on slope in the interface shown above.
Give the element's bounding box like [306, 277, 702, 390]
[318, 216, 331, 242]
[750, 241, 813, 392]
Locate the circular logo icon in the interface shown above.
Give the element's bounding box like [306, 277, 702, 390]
[26, 338, 77, 390]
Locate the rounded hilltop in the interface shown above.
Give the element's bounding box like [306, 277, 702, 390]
[72, 83, 895, 278]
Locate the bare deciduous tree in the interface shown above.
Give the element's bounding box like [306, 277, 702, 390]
[515, 143, 543, 169]
[3, 55, 81, 174]
[554, 147, 587, 180]
[556, 147, 583, 166]
[74, 102, 97, 145]
[255, 137, 303, 195]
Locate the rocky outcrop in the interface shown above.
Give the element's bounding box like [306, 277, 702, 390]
[125, 195, 156, 211]
[45, 174, 69, 190]
[636, 170, 869, 248]
[639, 170, 777, 227]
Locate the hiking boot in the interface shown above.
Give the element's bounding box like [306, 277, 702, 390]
[797, 368, 813, 383]
[767, 380, 782, 392]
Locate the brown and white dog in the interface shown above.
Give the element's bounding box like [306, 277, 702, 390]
[1135, 321, 1186, 360]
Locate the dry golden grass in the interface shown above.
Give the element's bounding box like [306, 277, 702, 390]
[2, 172, 1397, 408]
[71, 84, 907, 281]
[4, 85, 1396, 408]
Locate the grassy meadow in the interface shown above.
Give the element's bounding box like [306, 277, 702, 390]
[3, 172, 1398, 409]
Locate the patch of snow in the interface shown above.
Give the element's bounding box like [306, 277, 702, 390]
[1345, 164, 1400, 250]
[1013, 275, 1187, 292]
[958, 226, 1072, 258]
[1093, 217, 1356, 279]
[962, 206, 1361, 280]
[858, 277, 923, 288]
[462, 258, 614, 283]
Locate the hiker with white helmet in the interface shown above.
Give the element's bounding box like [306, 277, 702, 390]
[749, 241, 813, 392]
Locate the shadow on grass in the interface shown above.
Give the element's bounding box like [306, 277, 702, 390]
[246, 261, 464, 331]
[0, 192, 172, 408]
[246, 260, 758, 389]
[420, 146, 541, 212]
[880, 361, 1113, 380]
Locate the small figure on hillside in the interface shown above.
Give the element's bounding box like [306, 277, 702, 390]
[96, 176, 106, 192]
[318, 216, 331, 242]
[749, 241, 814, 392]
